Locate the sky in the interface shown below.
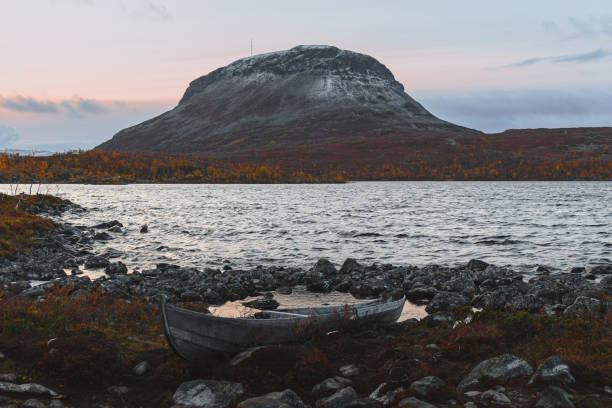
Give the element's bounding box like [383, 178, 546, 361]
[1, 0, 612, 151]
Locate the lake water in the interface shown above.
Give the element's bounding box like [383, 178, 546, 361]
[3, 182, 611, 273]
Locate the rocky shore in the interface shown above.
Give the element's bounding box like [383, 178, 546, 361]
[2, 197, 612, 408]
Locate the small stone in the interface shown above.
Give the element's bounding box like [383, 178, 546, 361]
[49, 400, 65, 408]
[0, 373, 16, 382]
[238, 389, 307, 408]
[173, 380, 244, 408]
[464, 391, 481, 399]
[0, 352, 5, 359]
[481, 390, 511, 405]
[139, 224, 148, 233]
[604, 386, 612, 394]
[313, 378, 346, 395]
[397, 397, 437, 408]
[22, 400, 47, 408]
[108, 385, 129, 396]
[535, 386, 575, 408]
[339, 364, 359, 377]
[425, 344, 439, 352]
[132, 361, 149, 376]
[316, 386, 358, 408]
[409, 376, 445, 397]
[370, 383, 405, 406]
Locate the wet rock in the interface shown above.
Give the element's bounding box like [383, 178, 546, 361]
[313, 378, 346, 395]
[339, 364, 359, 377]
[172, 380, 244, 408]
[339, 258, 365, 275]
[405, 287, 437, 301]
[397, 397, 436, 408]
[316, 386, 358, 408]
[535, 386, 574, 408]
[0, 374, 16, 382]
[92, 220, 123, 229]
[528, 356, 575, 386]
[238, 389, 307, 408]
[312, 259, 337, 276]
[84, 255, 109, 269]
[22, 399, 46, 408]
[93, 231, 113, 241]
[105, 261, 128, 275]
[481, 390, 511, 405]
[534, 266, 551, 275]
[467, 259, 489, 271]
[409, 376, 445, 398]
[425, 291, 470, 313]
[243, 293, 280, 310]
[108, 385, 129, 396]
[0, 382, 58, 396]
[568, 267, 585, 274]
[108, 225, 122, 233]
[458, 354, 534, 391]
[139, 224, 148, 233]
[132, 361, 149, 376]
[563, 296, 601, 319]
[591, 265, 612, 275]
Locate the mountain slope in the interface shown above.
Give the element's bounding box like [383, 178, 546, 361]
[97, 45, 477, 155]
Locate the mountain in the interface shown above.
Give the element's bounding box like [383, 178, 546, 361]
[97, 45, 477, 156]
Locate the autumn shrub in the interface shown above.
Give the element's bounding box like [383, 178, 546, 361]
[440, 322, 503, 360]
[294, 348, 332, 385]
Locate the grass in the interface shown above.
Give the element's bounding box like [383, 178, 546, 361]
[0, 193, 62, 258]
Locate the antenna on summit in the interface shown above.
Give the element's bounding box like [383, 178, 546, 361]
[250, 39, 253, 56]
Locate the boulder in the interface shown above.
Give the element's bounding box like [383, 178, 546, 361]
[93, 231, 113, 241]
[528, 356, 575, 386]
[92, 220, 123, 229]
[405, 287, 437, 301]
[481, 390, 511, 405]
[0, 381, 58, 396]
[242, 293, 280, 310]
[172, 380, 244, 408]
[105, 261, 128, 275]
[591, 265, 612, 275]
[409, 376, 445, 398]
[563, 296, 601, 319]
[369, 383, 405, 406]
[467, 259, 489, 271]
[22, 399, 46, 408]
[316, 386, 358, 408]
[311, 259, 337, 276]
[425, 291, 470, 313]
[84, 255, 109, 269]
[139, 224, 148, 233]
[237, 389, 307, 408]
[339, 259, 365, 275]
[458, 354, 534, 391]
[535, 386, 574, 408]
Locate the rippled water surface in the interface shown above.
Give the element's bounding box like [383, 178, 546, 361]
[3, 182, 610, 272]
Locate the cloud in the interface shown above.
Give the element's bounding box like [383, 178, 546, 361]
[128, 0, 172, 21]
[492, 48, 612, 69]
[0, 125, 19, 147]
[416, 89, 612, 133]
[0, 96, 107, 117]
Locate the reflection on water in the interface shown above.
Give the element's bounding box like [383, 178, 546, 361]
[209, 286, 426, 322]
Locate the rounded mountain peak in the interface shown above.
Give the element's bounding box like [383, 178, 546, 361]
[179, 45, 401, 105]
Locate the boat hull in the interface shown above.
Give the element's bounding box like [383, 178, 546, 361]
[161, 296, 405, 361]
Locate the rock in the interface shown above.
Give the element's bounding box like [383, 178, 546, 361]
[105, 261, 128, 275]
[0, 374, 16, 382]
[397, 397, 437, 408]
[139, 224, 148, 233]
[181, 290, 203, 302]
[108, 225, 122, 233]
[480, 390, 511, 405]
[464, 403, 478, 408]
[339, 364, 359, 377]
[0, 352, 5, 359]
[345, 397, 382, 408]
[173, 380, 245, 408]
[0, 382, 58, 396]
[93, 231, 113, 241]
[369, 383, 405, 406]
[316, 386, 358, 408]
[242, 294, 280, 310]
[312, 259, 337, 276]
[108, 385, 129, 396]
[92, 220, 123, 229]
[313, 378, 346, 395]
[528, 356, 575, 386]
[563, 296, 601, 319]
[568, 267, 585, 274]
[132, 361, 149, 376]
[409, 376, 445, 398]
[535, 386, 574, 408]
[340, 259, 365, 275]
[49, 400, 65, 408]
[22, 400, 46, 408]
[405, 287, 437, 301]
[425, 344, 440, 352]
[534, 266, 551, 275]
[84, 255, 109, 269]
[238, 389, 307, 408]
[604, 386, 612, 394]
[464, 391, 481, 399]
[425, 291, 470, 313]
[591, 265, 612, 275]
[276, 286, 293, 295]
[458, 354, 534, 391]
[467, 259, 489, 271]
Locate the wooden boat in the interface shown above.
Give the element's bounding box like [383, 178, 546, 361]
[161, 295, 406, 361]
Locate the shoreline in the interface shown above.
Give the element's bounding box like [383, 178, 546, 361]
[2, 195, 612, 407]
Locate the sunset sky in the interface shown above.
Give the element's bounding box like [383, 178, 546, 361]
[1, 0, 612, 151]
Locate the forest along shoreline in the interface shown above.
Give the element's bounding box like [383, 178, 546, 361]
[1, 193, 612, 408]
